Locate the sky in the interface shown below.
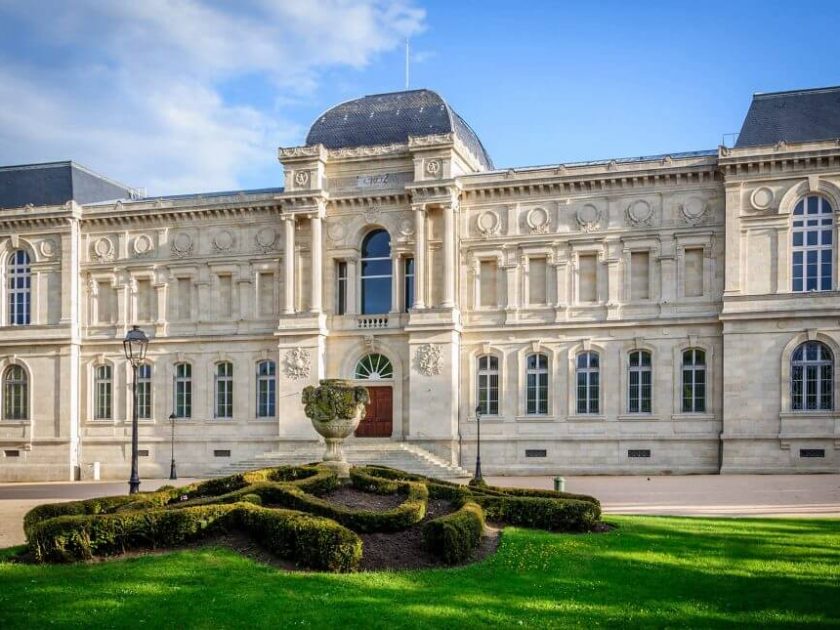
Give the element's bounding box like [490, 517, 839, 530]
[0, 0, 839, 196]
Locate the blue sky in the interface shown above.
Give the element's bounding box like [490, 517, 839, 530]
[1, 0, 839, 195]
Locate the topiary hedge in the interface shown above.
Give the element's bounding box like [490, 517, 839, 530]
[422, 501, 484, 565]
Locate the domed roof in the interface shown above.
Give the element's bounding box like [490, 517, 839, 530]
[305, 89, 493, 170]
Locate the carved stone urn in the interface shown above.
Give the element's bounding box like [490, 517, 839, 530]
[301, 379, 370, 478]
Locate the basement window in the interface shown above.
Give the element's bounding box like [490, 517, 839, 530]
[4, 449, 20, 457]
[800, 449, 825, 458]
[138, 449, 150, 457]
[628, 449, 651, 458]
[525, 449, 547, 458]
[214, 449, 231, 458]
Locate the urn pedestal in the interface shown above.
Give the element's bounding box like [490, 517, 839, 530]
[302, 379, 370, 478]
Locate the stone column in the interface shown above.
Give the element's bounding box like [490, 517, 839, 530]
[283, 216, 295, 314]
[441, 204, 455, 308]
[310, 215, 322, 313]
[413, 206, 426, 309]
[390, 252, 401, 313]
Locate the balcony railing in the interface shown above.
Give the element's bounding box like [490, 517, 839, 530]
[356, 315, 390, 329]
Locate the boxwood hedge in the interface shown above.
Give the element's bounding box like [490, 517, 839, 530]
[422, 501, 484, 565]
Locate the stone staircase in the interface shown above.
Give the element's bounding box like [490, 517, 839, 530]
[204, 440, 472, 481]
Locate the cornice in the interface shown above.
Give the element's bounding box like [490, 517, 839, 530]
[80, 200, 281, 227]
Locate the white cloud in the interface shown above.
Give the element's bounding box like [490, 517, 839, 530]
[0, 0, 425, 194]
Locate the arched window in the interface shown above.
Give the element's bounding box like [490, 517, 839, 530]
[476, 355, 499, 416]
[354, 353, 393, 380]
[576, 351, 599, 414]
[214, 362, 233, 418]
[525, 353, 548, 415]
[8, 250, 31, 325]
[174, 363, 192, 418]
[256, 360, 276, 418]
[360, 229, 392, 314]
[791, 341, 833, 411]
[628, 350, 652, 413]
[94, 365, 112, 419]
[682, 349, 706, 413]
[792, 195, 834, 292]
[3, 365, 28, 420]
[137, 363, 152, 419]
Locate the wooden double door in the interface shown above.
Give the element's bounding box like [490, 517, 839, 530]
[355, 386, 393, 438]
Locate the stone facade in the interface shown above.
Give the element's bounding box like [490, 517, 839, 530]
[1, 88, 839, 480]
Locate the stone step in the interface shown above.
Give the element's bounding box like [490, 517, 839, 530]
[204, 442, 471, 481]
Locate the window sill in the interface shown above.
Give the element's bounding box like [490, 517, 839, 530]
[671, 413, 716, 421]
[567, 415, 606, 422]
[617, 414, 661, 421]
[515, 415, 556, 423]
[0, 420, 29, 426]
[468, 416, 504, 423]
[780, 411, 840, 419]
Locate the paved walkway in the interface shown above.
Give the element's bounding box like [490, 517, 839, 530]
[1, 474, 838, 548]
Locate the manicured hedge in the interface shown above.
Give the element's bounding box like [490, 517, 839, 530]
[474, 495, 600, 532]
[27, 501, 362, 572]
[422, 502, 484, 565]
[475, 485, 601, 507]
[257, 480, 429, 533]
[24, 495, 141, 540]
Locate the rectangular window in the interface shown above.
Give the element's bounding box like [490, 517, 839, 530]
[218, 275, 232, 319]
[174, 363, 192, 418]
[479, 260, 498, 308]
[97, 282, 115, 324]
[215, 363, 233, 419]
[177, 278, 192, 321]
[684, 248, 704, 297]
[578, 254, 597, 302]
[477, 355, 499, 416]
[137, 364, 152, 419]
[404, 257, 415, 312]
[336, 262, 347, 315]
[256, 361, 276, 418]
[528, 257, 547, 305]
[630, 252, 650, 300]
[259, 272, 276, 317]
[94, 365, 112, 420]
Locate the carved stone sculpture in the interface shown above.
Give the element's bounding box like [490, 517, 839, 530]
[302, 379, 370, 477]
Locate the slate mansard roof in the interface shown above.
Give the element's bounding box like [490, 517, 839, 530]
[0, 161, 137, 209]
[735, 86, 840, 148]
[305, 89, 494, 170]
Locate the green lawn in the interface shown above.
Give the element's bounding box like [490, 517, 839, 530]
[1, 516, 838, 628]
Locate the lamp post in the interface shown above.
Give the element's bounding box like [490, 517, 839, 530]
[474, 404, 483, 482]
[169, 413, 177, 480]
[123, 325, 149, 495]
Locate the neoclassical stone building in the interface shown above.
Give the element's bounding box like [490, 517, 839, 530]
[1, 86, 839, 481]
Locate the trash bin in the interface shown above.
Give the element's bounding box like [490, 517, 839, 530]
[553, 476, 565, 492]
[85, 461, 101, 481]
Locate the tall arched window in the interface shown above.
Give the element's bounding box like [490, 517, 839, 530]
[94, 365, 112, 420]
[215, 362, 233, 418]
[576, 351, 600, 414]
[525, 353, 548, 415]
[8, 250, 31, 325]
[476, 355, 499, 416]
[137, 363, 152, 419]
[361, 229, 392, 314]
[3, 365, 28, 420]
[256, 360, 276, 418]
[791, 341, 833, 411]
[792, 195, 834, 292]
[174, 363, 192, 418]
[354, 353, 393, 380]
[628, 350, 652, 413]
[682, 349, 706, 413]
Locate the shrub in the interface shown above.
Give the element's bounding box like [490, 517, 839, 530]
[240, 494, 262, 506]
[258, 480, 429, 533]
[474, 495, 600, 532]
[422, 502, 484, 565]
[237, 505, 361, 572]
[24, 495, 139, 539]
[475, 485, 601, 507]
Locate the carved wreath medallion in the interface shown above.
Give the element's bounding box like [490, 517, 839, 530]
[425, 159, 441, 176]
[255, 227, 277, 252]
[575, 204, 602, 232]
[294, 170, 310, 187]
[680, 197, 709, 224]
[625, 200, 654, 227]
[212, 230, 234, 252]
[476, 210, 501, 237]
[92, 237, 115, 261]
[414, 343, 442, 377]
[171, 232, 193, 258]
[526, 207, 551, 234]
[133, 234, 153, 257]
[284, 347, 311, 380]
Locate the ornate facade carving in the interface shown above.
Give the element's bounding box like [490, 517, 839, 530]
[171, 232, 193, 258]
[625, 200, 654, 227]
[414, 343, 443, 376]
[283, 348, 311, 380]
[575, 204, 602, 232]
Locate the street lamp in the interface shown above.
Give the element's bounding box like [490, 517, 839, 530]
[168, 413, 177, 480]
[474, 404, 483, 482]
[123, 325, 149, 494]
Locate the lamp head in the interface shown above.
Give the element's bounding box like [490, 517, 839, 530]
[123, 325, 149, 367]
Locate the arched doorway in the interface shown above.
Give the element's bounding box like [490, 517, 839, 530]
[353, 353, 393, 438]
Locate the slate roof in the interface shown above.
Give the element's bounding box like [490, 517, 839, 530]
[735, 86, 840, 148]
[306, 89, 494, 170]
[0, 161, 137, 209]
